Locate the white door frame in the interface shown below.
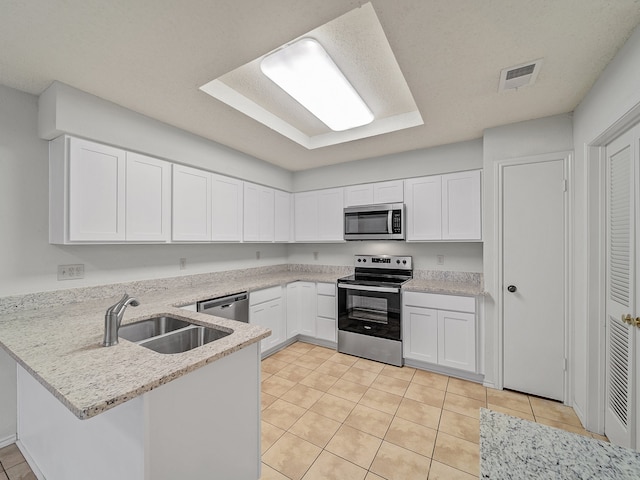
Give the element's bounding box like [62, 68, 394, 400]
[492, 151, 573, 403]
[584, 102, 640, 434]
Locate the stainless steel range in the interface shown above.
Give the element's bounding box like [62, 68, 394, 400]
[337, 255, 413, 366]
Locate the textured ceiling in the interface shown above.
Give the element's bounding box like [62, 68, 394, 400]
[1, 0, 640, 171]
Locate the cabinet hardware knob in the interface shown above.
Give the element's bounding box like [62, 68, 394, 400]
[507, 285, 517, 293]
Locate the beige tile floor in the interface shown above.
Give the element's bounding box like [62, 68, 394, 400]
[0, 340, 607, 480]
[0, 444, 35, 480]
[260, 341, 608, 480]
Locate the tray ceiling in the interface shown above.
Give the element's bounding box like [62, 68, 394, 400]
[1, 0, 639, 171]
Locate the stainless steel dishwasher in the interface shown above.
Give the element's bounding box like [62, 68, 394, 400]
[197, 292, 249, 322]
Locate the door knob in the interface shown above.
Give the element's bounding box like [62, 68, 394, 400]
[634, 317, 640, 328]
[622, 314, 633, 325]
[507, 285, 517, 293]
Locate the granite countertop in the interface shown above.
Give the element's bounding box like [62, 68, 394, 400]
[0, 265, 483, 421]
[480, 409, 640, 479]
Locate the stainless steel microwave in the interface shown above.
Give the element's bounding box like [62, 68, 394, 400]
[344, 203, 405, 240]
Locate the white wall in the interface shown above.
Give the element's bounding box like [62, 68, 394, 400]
[288, 242, 482, 272]
[572, 24, 640, 432]
[293, 138, 482, 192]
[482, 113, 574, 389]
[0, 84, 290, 297]
[39, 81, 293, 192]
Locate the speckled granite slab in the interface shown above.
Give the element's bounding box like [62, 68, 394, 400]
[480, 409, 640, 479]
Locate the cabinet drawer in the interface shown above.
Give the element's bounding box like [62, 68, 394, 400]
[250, 286, 282, 306]
[317, 295, 336, 319]
[316, 282, 336, 296]
[403, 291, 475, 313]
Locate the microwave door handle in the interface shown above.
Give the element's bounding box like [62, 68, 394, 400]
[387, 210, 393, 234]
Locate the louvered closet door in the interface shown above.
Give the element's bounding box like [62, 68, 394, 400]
[605, 127, 637, 448]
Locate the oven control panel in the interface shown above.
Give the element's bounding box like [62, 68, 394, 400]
[354, 255, 412, 270]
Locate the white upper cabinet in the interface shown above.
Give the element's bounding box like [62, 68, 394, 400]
[294, 191, 319, 242]
[172, 164, 212, 242]
[243, 182, 274, 242]
[295, 188, 344, 242]
[344, 184, 374, 206]
[211, 173, 243, 242]
[126, 152, 171, 242]
[66, 137, 126, 242]
[50, 136, 170, 244]
[405, 170, 481, 241]
[404, 176, 443, 241]
[344, 180, 404, 207]
[374, 180, 404, 204]
[318, 188, 344, 241]
[274, 190, 291, 242]
[441, 170, 481, 240]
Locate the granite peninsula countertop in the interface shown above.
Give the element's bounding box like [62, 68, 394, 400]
[0, 265, 483, 420]
[480, 409, 640, 479]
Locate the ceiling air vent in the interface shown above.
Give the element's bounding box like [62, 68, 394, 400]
[498, 59, 543, 92]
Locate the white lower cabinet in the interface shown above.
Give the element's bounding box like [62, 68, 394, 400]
[402, 291, 477, 373]
[249, 286, 284, 353]
[286, 282, 317, 338]
[316, 283, 337, 342]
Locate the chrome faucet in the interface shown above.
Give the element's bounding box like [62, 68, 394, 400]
[103, 293, 140, 346]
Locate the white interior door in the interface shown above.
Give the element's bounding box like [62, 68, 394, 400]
[502, 157, 566, 401]
[604, 128, 637, 448]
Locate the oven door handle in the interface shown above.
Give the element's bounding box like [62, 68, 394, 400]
[338, 283, 400, 294]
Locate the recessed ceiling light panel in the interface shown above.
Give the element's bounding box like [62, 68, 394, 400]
[260, 38, 374, 132]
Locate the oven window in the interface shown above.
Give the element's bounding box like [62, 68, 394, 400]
[348, 294, 388, 324]
[345, 211, 389, 235]
[338, 287, 401, 341]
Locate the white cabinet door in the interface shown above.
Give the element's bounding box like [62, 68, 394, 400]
[286, 283, 301, 338]
[404, 176, 442, 241]
[211, 174, 243, 242]
[68, 137, 126, 242]
[259, 187, 275, 242]
[126, 152, 171, 242]
[294, 192, 319, 242]
[403, 305, 439, 363]
[317, 188, 344, 241]
[244, 182, 274, 242]
[344, 184, 374, 207]
[437, 310, 476, 372]
[299, 282, 317, 337]
[243, 182, 260, 242]
[442, 170, 481, 240]
[172, 165, 212, 242]
[373, 180, 404, 204]
[252, 299, 283, 353]
[274, 190, 291, 242]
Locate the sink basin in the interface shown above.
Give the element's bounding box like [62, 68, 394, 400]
[119, 316, 191, 343]
[138, 325, 231, 354]
[118, 316, 232, 354]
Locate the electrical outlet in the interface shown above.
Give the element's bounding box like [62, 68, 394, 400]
[57, 264, 85, 281]
[179, 258, 187, 270]
[313, 252, 319, 260]
[437, 255, 445, 265]
[256, 251, 261, 260]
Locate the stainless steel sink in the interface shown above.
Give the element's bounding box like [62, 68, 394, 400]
[119, 316, 192, 343]
[138, 325, 231, 354]
[119, 316, 232, 354]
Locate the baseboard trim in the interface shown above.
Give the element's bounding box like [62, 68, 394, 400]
[0, 434, 16, 449]
[404, 358, 485, 384]
[16, 439, 45, 480]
